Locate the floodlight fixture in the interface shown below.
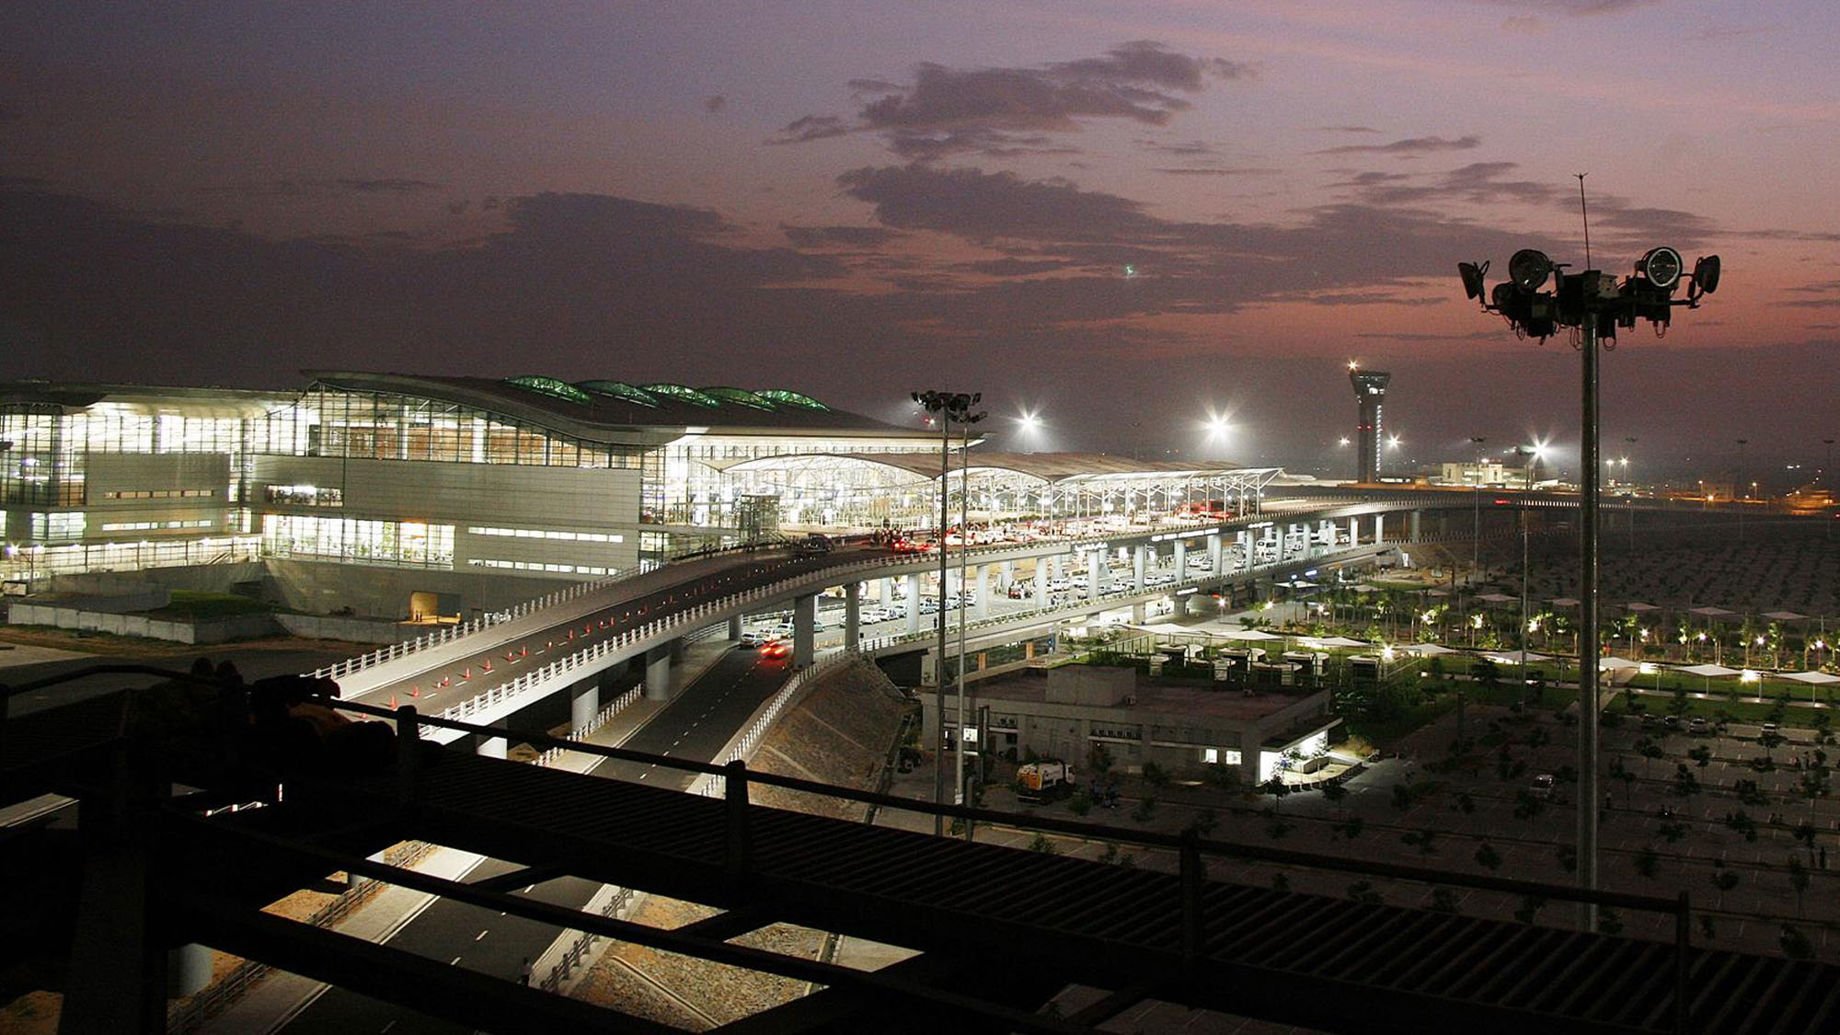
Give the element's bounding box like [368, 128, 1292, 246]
[1691, 254, 1721, 297]
[1508, 249, 1554, 292]
[1639, 247, 1683, 291]
[1459, 260, 1489, 301]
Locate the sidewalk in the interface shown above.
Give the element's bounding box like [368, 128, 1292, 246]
[198, 634, 738, 1032]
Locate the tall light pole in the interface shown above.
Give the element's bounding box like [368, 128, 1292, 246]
[955, 403, 985, 833]
[1470, 436, 1487, 578]
[912, 389, 981, 836]
[1825, 438, 1835, 540]
[1459, 214, 1721, 925]
[1736, 438, 1749, 543]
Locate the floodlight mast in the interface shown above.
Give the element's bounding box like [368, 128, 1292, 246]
[1457, 241, 1720, 927]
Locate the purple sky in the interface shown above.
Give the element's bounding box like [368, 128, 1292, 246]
[2, 2, 1836, 481]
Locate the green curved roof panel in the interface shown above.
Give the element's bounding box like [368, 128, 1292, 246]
[756, 389, 830, 411]
[505, 376, 591, 405]
[638, 383, 721, 408]
[577, 380, 660, 407]
[700, 386, 776, 411]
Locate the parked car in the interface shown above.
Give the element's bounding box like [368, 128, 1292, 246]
[1689, 717, 1710, 735]
[1529, 773, 1555, 800]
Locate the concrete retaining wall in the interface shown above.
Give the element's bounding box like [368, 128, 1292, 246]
[274, 613, 415, 645]
[7, 604, 279, 645]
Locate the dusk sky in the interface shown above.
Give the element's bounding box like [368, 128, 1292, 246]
[3, 2, 1836, 480]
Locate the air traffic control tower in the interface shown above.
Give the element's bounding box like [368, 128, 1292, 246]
[1349, 364, 1391, 483]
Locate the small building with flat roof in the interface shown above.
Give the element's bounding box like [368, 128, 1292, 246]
[926, 662, 1337, 787]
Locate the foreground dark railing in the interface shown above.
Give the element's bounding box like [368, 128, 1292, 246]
[332, 695, 1696, 1033]
[2, 663, 1700, 1032]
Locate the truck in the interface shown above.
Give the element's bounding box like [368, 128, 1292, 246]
[1016, 760, 1075, 803]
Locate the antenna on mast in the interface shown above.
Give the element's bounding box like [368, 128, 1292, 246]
[1576, 173, 1592, 269]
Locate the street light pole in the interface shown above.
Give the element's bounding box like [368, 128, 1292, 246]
[1456, 209, 1721, 930]
[955, 406, 986, 836]
[1736, 438, 1749, 543]
[1578, 310, 1602, 919]
[1470, 436, 1487, 579]
[911, 389, 982, 837]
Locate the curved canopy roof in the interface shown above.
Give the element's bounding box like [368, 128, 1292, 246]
[303, 371, 934, 444]
[726, 450, 1284, 486]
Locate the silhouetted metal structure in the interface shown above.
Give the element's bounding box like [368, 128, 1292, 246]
[7, 661, 1834, 1035]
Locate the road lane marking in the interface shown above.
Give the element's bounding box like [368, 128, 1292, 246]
[475, 929, 489, 941]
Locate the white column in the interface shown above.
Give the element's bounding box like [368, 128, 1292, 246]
[1133, 545, 1147, 593]
[1209, 532, 1223, 574]
[645, 644, 673, 701]
[570, 676, 600, 732]
[1087, 550, 1103, 602]
[844, 582, 861, 650]
[906, 573, 923, 634]
[792, 592, 817, 668]
[1034, 560, 1048, 608]
[975, 565, 989, 619]
[1173, 540, 1187, 582]
[1375, 513, 1386, 544]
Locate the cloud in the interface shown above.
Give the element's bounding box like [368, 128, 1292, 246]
[1483, 0, 1655, 14]
[1318, 134, 1482, 156]
[838, 164, 1154, 243]
[336, 178, 445, 194]
[780, 41, 1248, 160]
[1152, 167, 1275, 177]
[200, 178, 447, 197]
[1317, 125, 1381, 134]
[704, 95, 726, 114]
[781, 224, 902, 248]
[772, 114, 848, 144]
[1138, 139, 1223, 156]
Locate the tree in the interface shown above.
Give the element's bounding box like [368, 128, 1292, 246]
[1608, 758, 1636, 809]
[1711, 862, 1740, 908]
[1793, 822, 1819, 867]
[1634, 737, 1665, 777]
[1333, 815, 1365, 840]
[1028, 831, 1058, 854]
[1513, 895, 1546, 924]
[1597, 909, 1624, 936]
[1788, 856, 1810, 917]
[1270, 872, 1289, 893]
[1429, 888, 1461, 914]
[1131, 796, 1158, 824]
[1671, 763, 1701, 799]
[1780, 924, 1815, 960]
[1687, 744, 1713, 768]
[1760, 729, 1787, 764]
[1400, 828, 1438, 855]
[1347, 880, 1383, 905]
[1633, 846, 1660, 878]
[1474, 842, 1503, 872]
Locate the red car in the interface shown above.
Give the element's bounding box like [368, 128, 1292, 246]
[760, 640, 790, 659]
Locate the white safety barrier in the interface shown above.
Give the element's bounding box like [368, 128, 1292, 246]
[533, 686, 643, 766]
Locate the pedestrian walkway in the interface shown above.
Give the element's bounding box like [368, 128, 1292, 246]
[197, 633, 740, 1032]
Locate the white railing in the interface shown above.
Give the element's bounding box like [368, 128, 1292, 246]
[692, 650, 859, 798]
[533, 686, 643, 765]
[535, 882, 635, 995]
[311, 570, 634, 680]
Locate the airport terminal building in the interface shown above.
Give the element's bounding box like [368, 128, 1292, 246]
[2, 372, 1282, 618]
